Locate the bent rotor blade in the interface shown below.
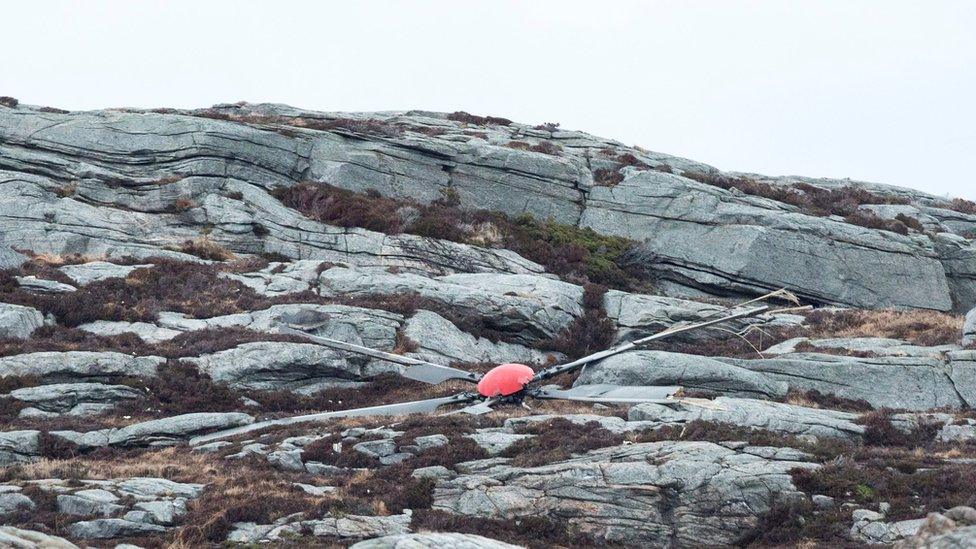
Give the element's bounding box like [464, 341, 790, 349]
[532, 384, 682, 404]
[277, 325, 481, 385]
[531, 305, 770, 383]
[190, 392, 478, 446]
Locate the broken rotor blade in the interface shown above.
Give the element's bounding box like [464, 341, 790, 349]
[277, 325, 481, 385]
[189, 392, 479, 446]
[531, 384, 682, 404]
[531, 305, 770, 383]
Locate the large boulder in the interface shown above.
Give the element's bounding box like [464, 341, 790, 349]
[0, 526, 79, 549]
[432, 440, 816, 547]
[0, 431, 40, 466]
[629, 397, 865, 441]
[318, 268, 583, 343]
[720, 353, 971, 410]
[51, 412, 254, 449]
[181, 342, 371, 391]
[0, 352, 165, 382]
[0, 303, 43, 339]
[5, 383, 143, 417]
[403, 310, 556, 366]
[575, 351, 788, 399]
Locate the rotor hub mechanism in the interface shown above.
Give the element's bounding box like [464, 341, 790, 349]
[476, 363, 534, 397]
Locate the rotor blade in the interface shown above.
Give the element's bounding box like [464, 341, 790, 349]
[532, 384, 682, 404]
[277, 325, 481, 384]
[531, 305, 770, 383]
[190, 392, 478, 446]
[444, 398, 497, 416]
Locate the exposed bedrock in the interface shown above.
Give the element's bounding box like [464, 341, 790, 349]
[3, 104, 974, 310]
[431, 440, 816, 547]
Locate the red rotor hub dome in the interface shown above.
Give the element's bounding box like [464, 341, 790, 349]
[477, 363, 534, 397]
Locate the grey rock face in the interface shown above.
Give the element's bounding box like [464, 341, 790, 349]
[583, 172, 955, 311]
[13, 276, 77, 294]
[311, 512, 412, 538]
[432, 440, 816, 547]
[850, 509, 924, 544]
[0, 303, 44, 339]
[0, 352, 165, 382]
[465, 431, 533, 455]
[964, 308, 976, 346]
[2, 105, 975, 312]
[6, 383, 143, 416]
[0, 526, 79, 549]
[182, 341, 373, 391]
[0, 431, 40, 466]
[629, 397, 865, 440]
[0, 492, 35, 519]
[721, 353, 971, 410]
[0, 246, 27, 270]
[52, 412, 254, 449]
[58, 261, 151, 285]
[765, 336, 960, 358]
[575, 350, 789, 399]
[66, 518, 166, 539]
[57, 489, 124, 517]
[351, 533, 522, 549]
[404, 310, 555, 366]
[319, 267, 583, 343]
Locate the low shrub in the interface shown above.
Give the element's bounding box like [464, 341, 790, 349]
[536, 283, 615, 359]
[446, 111, 512, 126]
[800, 308, 962, 347]
[0, 96, 18, 108]
[274, 182, 648, 290]
[174, 237, 235, 261]
[502, 418, 624, 466]
[946, 197, 976, 215]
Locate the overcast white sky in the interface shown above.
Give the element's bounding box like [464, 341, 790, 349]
[2, 1, 974, 198]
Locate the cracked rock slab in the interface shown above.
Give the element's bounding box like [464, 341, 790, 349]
[351, 533, 523, 549]
[432, 440, 817, 547]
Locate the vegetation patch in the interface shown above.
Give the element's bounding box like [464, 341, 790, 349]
[536, 283, 615, 360]
[502, 418, 624, 466]
[800, 308, 963, 347]
[446, 111, 512, 126]
[191, 109, 406, 138]
[684, 172, 923, 234]
[0, 96, 18, 108]
[274, 181, 648, 290]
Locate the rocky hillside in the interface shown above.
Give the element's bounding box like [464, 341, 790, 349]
[2, 97, 976, 548]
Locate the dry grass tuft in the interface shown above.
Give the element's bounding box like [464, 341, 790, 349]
[802, 308, 963, 347]
[173, 237, 235, 261]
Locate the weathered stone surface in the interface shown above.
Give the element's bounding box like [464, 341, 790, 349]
[0, 431, 40, 466]
[6, 383, 143, 416]
[66, 518, 166, 539]
[0, 526, 79, 549]
[851, 509, 924, 544]
[13, 276, 77, 294]
[57, 489, 124, 517]
[895, 507, 976, 548]
[52, 412, 254, 449]
[721, 353, 970, 410]
[964, 308, 976, 346]
[465, 431, 534, 455]
[575, 350, 789, 399]
[765, 336, 959, 357]
[432, 440, 816, 547]
[182, 341, 373, 391]
[0, 246, 27, 270]
[351, 533, 522, 549]
[0, 352, 165, 382]
[319, 267, 583, 343]
[59, 261, 150, 285]
[0, 303, 43, 339]
[628, 397, 865, 440]
[404, 310, 555, 366]
[311, 512, 412, 538]
[0, 492, 35, 519]
[583, 171, 956, 310]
